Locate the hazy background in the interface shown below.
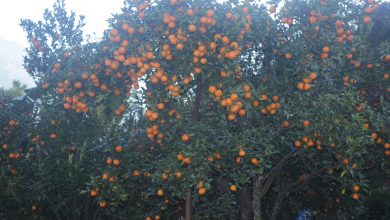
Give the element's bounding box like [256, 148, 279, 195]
[0, 0, 123, 89]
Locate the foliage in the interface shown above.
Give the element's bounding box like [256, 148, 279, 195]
[1, 0, 389, 219]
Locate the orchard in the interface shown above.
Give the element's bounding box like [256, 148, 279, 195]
[1, 0, 389, 219]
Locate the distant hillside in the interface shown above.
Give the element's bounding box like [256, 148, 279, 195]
[0, 36, 35, 89]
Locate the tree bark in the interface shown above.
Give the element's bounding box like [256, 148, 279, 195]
[239, 187, 253, 220]
[270, 198, 281, 220]
[186, 75, 203, 220]
[253, 175, 263, 220]
[185, 189, 192, 220]
[191, 75, 202, 122]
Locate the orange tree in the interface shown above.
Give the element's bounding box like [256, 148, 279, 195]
[1, 0, 389, 219]
[85, 0, 389, 219]
[1, 1, 143, 219]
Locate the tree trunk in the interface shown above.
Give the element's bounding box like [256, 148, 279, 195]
[239, 187, 253, 220]
[253, 175, 263, 220]
[185, 189, 192, 220]
[186, 75, 202, 220]
[270, 198, 281, 220]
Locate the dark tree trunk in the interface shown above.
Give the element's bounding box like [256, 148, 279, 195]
[270, 198, 281, 220]
[185, 189, 192, 220]
[185, 75, 203, 220]
[239, 187, 253, 220]
[253, 175, 264, 220]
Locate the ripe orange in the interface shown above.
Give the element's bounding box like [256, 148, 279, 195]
[181, 134, 190, 142]
[183, 157, 192, 165]
[228, 113, 236, 121]
[251, 158, 259, 166]
[177, 153, 184, 161]
[352, 193, 359, 200]
[309, 72, 317, 80]
[198, 187, 206, 196]
[113, 159, 120, 167]
[238, 149, 246, 157]
[157, 103, 165, 110]
[115, 145, 124, 153]
[363, 16, 372, 24]
[157, 189, 164, 197]
[353, 185, 360, 192]
[188, 24, 196, 33]
[107, 158, 113, 165]
[309, 16, 317, 24]
[208, 85, 216, 93]
[230, 185, 238, 192]
[322, 46, 330, 53]
[90, 190, 98, 197]
[99, 201, 107, 208]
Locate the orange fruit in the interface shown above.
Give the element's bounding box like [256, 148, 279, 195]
[157, 189, 164, 197]
[363, 16, 372, 24]
[250, 158, 259, 166]
[188, 24, 196, 33]
[238, 149, 246, 157]
[115, 145, 124, 153]
[295, 140, 302, 148]
[309, 72, 317, 80]
[113, 159, 120, 167]
[198, 187, 206, 196]
[90, 190, 98, 197]
[309, 16, 317, 24]
[322, 46, 330, 53]
[181, 134, 190, 142]
[99, 201, 107, 208]
[177, 153, 184, 161]
[230, 185, 238, 192]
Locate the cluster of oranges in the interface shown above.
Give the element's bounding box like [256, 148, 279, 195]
[2, 120, 19, 137]
[63, 93, 89, 113]
[114, 105, 126, 116]
[145, 109, 159, 121]
[294, 135, 322, 150]
[370, 132, 390, 156]
[146, 124, 164, 144]
[297, 72, 317, 91]
[351, 185, 360, 200]
[257, 94, 282, 116]
[177, 153, 192, 166]
[362, 0, 381, 25]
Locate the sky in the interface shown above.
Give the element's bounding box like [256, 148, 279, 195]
[0, 0, 123, 88]
[0, 0, 123, 45]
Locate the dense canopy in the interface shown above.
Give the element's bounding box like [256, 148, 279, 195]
[1, 0, 389, 219]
